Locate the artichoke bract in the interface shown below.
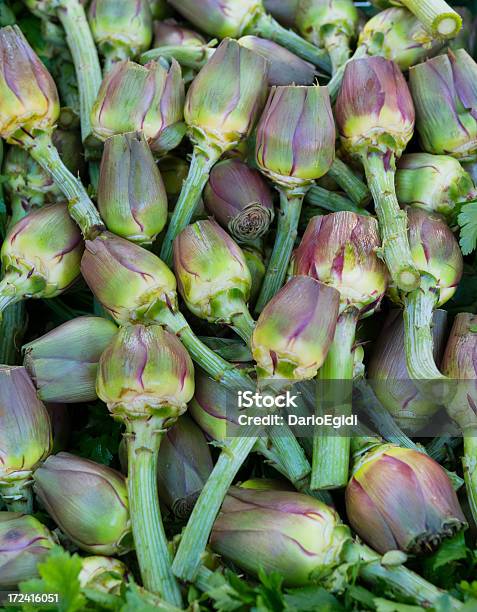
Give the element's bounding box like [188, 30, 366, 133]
[0, 26, 103, 238]
[0, 204, 84, 317]
[204, 159, 274, 242]
[160, 39, 269, 266]
[79, 556, 129, 596]
[368, 309, 448, 432]
[252, 275, 340, 382]
[174, 220, 255, 344]
[157, 415, 214, 519]
[0, 366, 51, 512]
[396, 153, 477, 218]
[0, 513, 56, 588]
[90, 59, 185, 156]
[263, 0, 299, 28]
[238, 36, 318, 86]
[410, 50, 477, 161]
[88, 0, 152, 70]
[33, 453, 132, 555]
[98, 132, 168, 244]
[335, 56, 419, 293]
[346, 445, 466, 554]
[296, 0, 359, 74]
[23, 316, 118, 403]
[254, 85, 335, 311]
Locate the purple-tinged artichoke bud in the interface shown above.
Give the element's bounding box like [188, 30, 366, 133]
[251, 276, 340, 381]
[184, 38, 268, 155]
[0, 204, 84, 313]
[263, 0, 299, 28]
[80, 232, 177, 325]
[23, 316, 118, 403]
[358, 8, 444, 71]
[204, 159, 274, 242]
[97, 324, 194, 422]
[242, 245, 266, 305]
[157, 415, 214, 519]
[294, 212, 388, 314]
[210, 487, 351, 586]
[0, 366, 51, 509]
[346, 445, 466, 554]
[336, 56, 415, 159]
[396, 153, 477, 218]
[369, 309, 448, 432]
[154, 19, 207, 48]
[91, 59, 185, 156]
[173, 220, 252, 326]
[0, 26, 59, 142]
[158, 155, 189, 206]
[402, 208, 463, 306]
[0, 513, 56, 587]
[409, 50, 477, 161]
[255, 85, 335, 190]
[33, 453, 132, 555]
[79, 556, 129, 595]
[238, 36, 318, 86]
[88, 0, 153, 67]
[98, 132, 168, 244]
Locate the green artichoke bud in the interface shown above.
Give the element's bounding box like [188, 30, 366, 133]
[210, 487, 351, 586]
[91, 59, 185, 156]
[409, 50, 477, 161]
[0, 366, 51, 505]
[88, 0, 153, 66]
[98, 132, 168, 244]
[23, 316, 118, 403]
[79, 556, 129, 595]
[184, 38, 268, 155]
[294, 212, 388, 314]
[368, 309, 448, 432]
[0, 25, 59, 142]
[204, 159, 274, 242]
[80, 232, 177, 325]
[0, 204, 84, 313]
[251, 276, 340, 381]
[157, 415, 214, 519]
[158, 155, 190, 206]
[242, 245, 266, 305]
[336, 56, 415, 159]
[346, 445, 466, 554]
[255, 85, 335, 190]
[238, 36, 318, 86]
[358, 7, 444, 71]
[263, 0, 299, 28]
[154, 19, 207, 48]
[97, 323, 194, 422]
[396, 153, 477, 218]
[33, 452, 132, 555]
[0, 513, 56, 587]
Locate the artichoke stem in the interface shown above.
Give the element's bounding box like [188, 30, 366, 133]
[160, 147, 219, 267]
[230, 307, 256, 346]
[125, 415, 182, 605]
[327, 157, 370, 207]
[363, 151, 420, 293]
[306, 185, 367, 215]
[463, 434, 477, 527]
[401, 0, 462, 39]
[312, 307, 359, 489]
[0, 476, 34, 514]
[140, 45, 214, 71]
[56, 0, 102, 148]
[248, 11, 331, 73]
[254, 189, 305, 314]
[15, 130, 104, 240]
[323, 31, 351, 75]
[327, 45, 367, 103]
[172, 433, 259, 582]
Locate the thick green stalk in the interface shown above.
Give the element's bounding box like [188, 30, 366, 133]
[160, 147, 219, 267]
[327, 157, 370, 207]
[312, 308, 358, 489]
[172, 433, 259, 581]
[0, 302, 27, 365]
[400, 0, 462, 39]
[140, 45, 214, 70]
[323, 31, 351, 75]
[230, 308, 256, 346]
[266, 424, 311, 486]
[306, 185, 368, 215]
[363, 152, 420, 293]
[248, 12, 331, 73]
[0, 476, 34, 514]
[403, 273, 446, 381]
[254, 189, 304, 314]
[327, 45, 368, 103]
[125, 416, 182, 605]
[15, 130, 103, 239]
[463, 434, 477, 526]
[56, 0, 102, 147]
